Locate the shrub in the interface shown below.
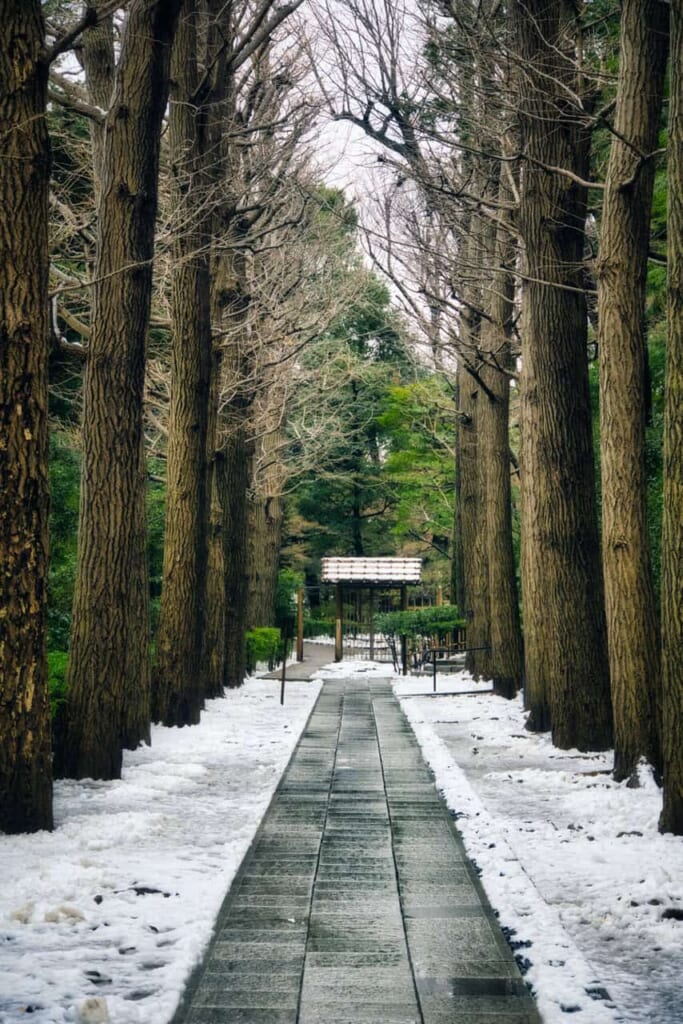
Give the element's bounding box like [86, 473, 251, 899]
[375, 605, 464, 643]
[246, 627, 282, 673]
[304, 617, 335, 638]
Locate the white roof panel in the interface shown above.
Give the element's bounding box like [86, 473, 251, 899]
[321, 557, 422, 584]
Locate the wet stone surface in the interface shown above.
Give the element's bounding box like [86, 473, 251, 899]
[173, 679, 541, 1024]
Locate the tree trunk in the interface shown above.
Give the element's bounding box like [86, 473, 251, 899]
[0, 0, 53, 833]
[451, 366, 466, 613]
[201, 346, 226, 700]
[460, 215, 491, 679]
[65, 0, 180, 779]
[460, 359, 490, 678]
[513, 0, 612, 749]
[596, 0, 668, 782]
[219, 424, 252, 688]
[81, 2, 114, 207]
[247, 492, 284, 627]
[247, 417, 286, 629]
[480, 205, 524, 698]
[152, 1, 212, 727]
[213, 230, 252, 690]
[660, 0, 683, 834]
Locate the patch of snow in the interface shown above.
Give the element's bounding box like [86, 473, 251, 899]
[394, 674, 683, 1024]
[0, 678, 321, 1024]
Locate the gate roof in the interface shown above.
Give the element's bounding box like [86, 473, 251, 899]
[321, 557, 422, 585]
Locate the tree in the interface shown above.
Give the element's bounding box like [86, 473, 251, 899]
[0, 0, 53, 833]
[512, 0, 612, 748]
[65, 0, 181, 779]
[596, 0, 668, 781]
[152, 0, 211, 727]
[660, 0, 683, 833]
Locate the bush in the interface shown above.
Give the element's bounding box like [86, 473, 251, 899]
[304, 617, 335, 638]
[375, 605, 464, 643]
[246, 627, 282, 673]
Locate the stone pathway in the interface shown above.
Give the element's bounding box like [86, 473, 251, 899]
[174, 678, 541, 1024]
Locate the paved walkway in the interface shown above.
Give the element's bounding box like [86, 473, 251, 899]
[262, 642, 337, 681]
[174, 678, 541, 1024]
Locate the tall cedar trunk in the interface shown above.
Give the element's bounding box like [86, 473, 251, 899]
[247, 493, 284, 627]
[198, 0, 231, 702]
[152, 2, 212, 727]
[247, 418, 286, 629]
[460, 214, 491, 678]
[219, 424, 252, 688]
[0, 1, 53, 833]
[214, 230, 252, 690]
[65, 0, 180, 779]
[202, 347, 226, 700]
[81, 3, 114, 207]
[480, 205, 524, 698]
[451, 367, 466, 611]
[460, 359, 490, 678]
[660, 0, 683, 834]
[596, 0, 668, 782]
[513, 0, 612, 749]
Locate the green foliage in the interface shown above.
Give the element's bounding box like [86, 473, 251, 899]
[48, 433, 80, 650]
[47, 650, 69, 717]
[274, 568, 302, 636]
[285, 263, 425, 574]
[303, 617, 335, 639]
[376, 377, 455, 571]
[245, 627, 282, 673]
[375, 605, 464, 642]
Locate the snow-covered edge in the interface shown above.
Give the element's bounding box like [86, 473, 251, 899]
[397, 697, 626, 1024]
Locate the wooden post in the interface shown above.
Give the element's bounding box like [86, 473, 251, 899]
[400, 584, 408, 676]
[296, 587, 304, 662]
[335, 584, 343, 662]
[369, 588, 375, 661]
[280, 624, 288, 705]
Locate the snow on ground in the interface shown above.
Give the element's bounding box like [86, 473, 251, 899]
[393, 669, 683, 1024]
[0, 678, 320, 1024]
[1, 657, 682, 1024]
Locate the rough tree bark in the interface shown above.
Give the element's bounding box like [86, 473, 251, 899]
[215, 237, 253, 690]
[152, 0, 212, 727]
[596, 0, 668, 782]
[480, 198, 524, 698]
[459, 355, 491, 679]
[202, 351, 227, 700]
[451, 367, 466, 613]
[247, 409, 286, 629]
[513, 0, 612, 749]
[80, 2, 114, 207]
[0, 0, 53, 833]
[65, 0, 181, 779]
[660, 0, 683, 834]
[460, 215, 492, 679]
